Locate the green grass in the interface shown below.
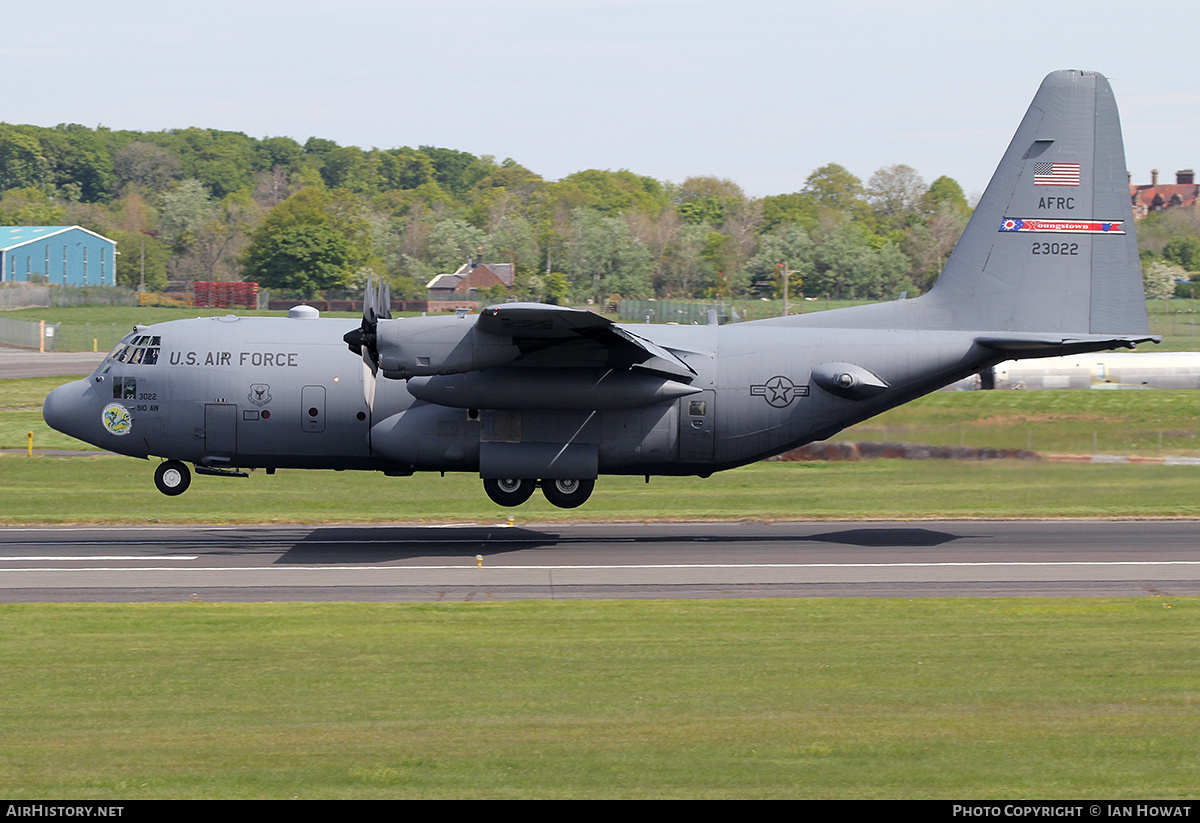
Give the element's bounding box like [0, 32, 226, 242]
[837, 388, 1200, 456]
[0, 598, 1197, 799]
[4, 454, 1200, 524]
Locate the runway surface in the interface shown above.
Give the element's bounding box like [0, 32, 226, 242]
[2, 520, 1199, 602]
[0, 346, 104, 378]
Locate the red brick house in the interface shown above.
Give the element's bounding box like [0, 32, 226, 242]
[426, 256, 515, 299]
[1130, 169, 1197, 219]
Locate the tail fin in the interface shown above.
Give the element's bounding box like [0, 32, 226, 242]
[927, 69, 1149, 336]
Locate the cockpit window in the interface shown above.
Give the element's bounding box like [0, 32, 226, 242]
[105, 335, 161, 367]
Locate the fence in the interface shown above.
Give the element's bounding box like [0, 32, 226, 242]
[618, 299, 767, 324]
[617, 298, 853, 324]
[0, 316, 44, 349]
[0, 284, 138, 309]
[0, 317, 126, 352]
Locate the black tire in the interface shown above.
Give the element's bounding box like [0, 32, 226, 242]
[483, 477, 535, 507]
[541, 478, 595, 509]
[154, 460, 191, 496]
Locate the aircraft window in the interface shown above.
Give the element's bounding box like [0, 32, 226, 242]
[113, 377, 137, 400]
[106, 338, 161, 367]
[689, 400, 707, 416]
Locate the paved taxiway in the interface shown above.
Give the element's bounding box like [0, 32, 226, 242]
[0, 346, 104, 378]
[2, 520, 1199, 601]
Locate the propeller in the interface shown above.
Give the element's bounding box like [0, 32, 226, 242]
[344, 274, 391, 410]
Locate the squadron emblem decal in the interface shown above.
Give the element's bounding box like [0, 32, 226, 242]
[101, 403, 132, 436]
[750, 376, 808, 408]
[248, 383, 272, 407]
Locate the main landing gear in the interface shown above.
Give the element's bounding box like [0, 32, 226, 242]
[483, 477, 595, 509]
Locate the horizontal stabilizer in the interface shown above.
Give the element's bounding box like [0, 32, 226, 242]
[977, 332, 1160, 357]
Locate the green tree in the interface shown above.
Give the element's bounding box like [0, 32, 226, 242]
[745, 225, 816, 298]
[922, 176, 970, 216]
[1163, 236, 1200, 272]
[1144, 261, 1183, 300]
[811, 223, 913, 299]
[317, 146, 369, 191]
[427, 218, 487, 272]
[904, 200, 968, 291]
[678, 195, 725, 225]
[39, 125, 116, 202]
[379, 148, 436, 191]
[0, 125, 48, 191]
[109, 230, 169, 291]
[866, 164, 925, 227]
[0, 187, 66, 225]
[759, 192, 819, 232]
[566, 208, 654, 302]
[803, 163, 867, 213]
[114, 141, 183, 193]
[254, 136, 304, 173]
[170, 128, 256, 198]
[488, 213, 540, 276]
[551, 169, 668, 215]
[243, 223, 354, 293]
[241, 186, 377, 292]
[420, 146, 490, 196]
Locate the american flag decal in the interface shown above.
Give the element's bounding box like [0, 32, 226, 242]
[1033, 162, 1081, 186]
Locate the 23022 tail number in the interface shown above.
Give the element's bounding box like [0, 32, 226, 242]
[1032, 241, 1079, 256]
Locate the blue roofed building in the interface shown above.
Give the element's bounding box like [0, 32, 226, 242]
[0, 226, 118, 286]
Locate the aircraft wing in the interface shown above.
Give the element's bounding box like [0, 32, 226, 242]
[477, 303, 696, 378]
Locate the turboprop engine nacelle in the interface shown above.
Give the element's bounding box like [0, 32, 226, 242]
[406, 367, 701, 410]
[375, 315, 521, 379]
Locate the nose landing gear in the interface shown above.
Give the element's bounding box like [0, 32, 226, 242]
[154, 460, 191, 496]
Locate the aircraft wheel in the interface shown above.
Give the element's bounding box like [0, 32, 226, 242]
[483, 477, 535, 507]
[154, 460, 191, 496]
[541, 478, 595, 509]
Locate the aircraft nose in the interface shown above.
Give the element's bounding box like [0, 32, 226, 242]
[42, 379, 91, 439]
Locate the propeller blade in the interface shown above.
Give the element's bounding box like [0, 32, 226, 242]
[379, 278, 392, 320]
[347, 273, 386, 412]
[362, 356, 377, 410]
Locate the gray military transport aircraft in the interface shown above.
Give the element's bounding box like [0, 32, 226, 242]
[43, 69, 1157, 509]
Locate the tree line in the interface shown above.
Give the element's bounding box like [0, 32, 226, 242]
[2, 120, 1193, 306]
